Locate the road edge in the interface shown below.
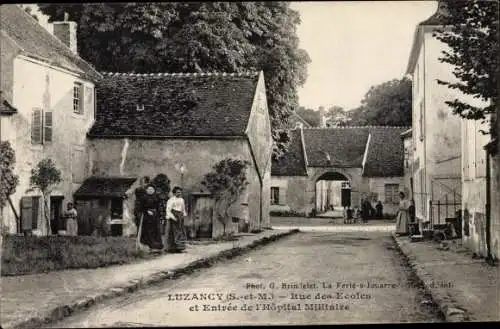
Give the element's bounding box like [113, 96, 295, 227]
[4, 229, 299, 329]
[391, 233, 469, 322]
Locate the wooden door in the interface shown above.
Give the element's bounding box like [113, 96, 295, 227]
[191, 196, 214, 238]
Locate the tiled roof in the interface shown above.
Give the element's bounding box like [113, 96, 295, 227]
[74, 177, 137, 198]
[363, 127, 408, 177]
[303, 127, 370, 167]
[0, 94, 17, 115]
[271, 128, 308, 176]
[0, 5, 100, 80]
[299, 126, 408, 177]
[88, 72, 260, 137]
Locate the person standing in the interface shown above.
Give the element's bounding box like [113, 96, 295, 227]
[63, 202, 78, 236]
[395, 192, 411, 236]
[138, 184, 164, 251]
[361, 198, 372, 224]
[165, 186, 188, 253]
[376, 201, 383, 219]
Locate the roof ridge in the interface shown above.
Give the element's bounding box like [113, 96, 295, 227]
[302, 125, 411, 130]
[101, 71, 260, 77]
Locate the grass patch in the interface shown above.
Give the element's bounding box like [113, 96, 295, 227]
[1, 235, 152, 276]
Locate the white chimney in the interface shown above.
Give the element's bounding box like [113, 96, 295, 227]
[52, 13, 78, 54]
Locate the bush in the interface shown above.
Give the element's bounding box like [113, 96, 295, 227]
[1, 235, 151, 276]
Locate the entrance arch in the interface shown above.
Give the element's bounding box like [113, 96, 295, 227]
[314, 171, 351, 214]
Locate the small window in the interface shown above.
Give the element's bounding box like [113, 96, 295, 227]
[270, 187, 280, 205]
[110, 198, 123, 219]
[384, 184, 399, 204]
[31, 109, 42, 144]
[73, 82, 84, 114]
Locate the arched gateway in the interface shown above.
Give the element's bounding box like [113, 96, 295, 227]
[270, 126, 409, 217]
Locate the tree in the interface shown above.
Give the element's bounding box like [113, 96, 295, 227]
[30, 158, 62, 234]
[21, 5, 39, 22]
[37, 2, 311, 157]
[296, 106, 322, 127]
[432, 0, 498, 137]
[347, 78, 412, 126]
[201, 158, 250, 235]
[325, 106, 351, 127]
[0, 141, 19, 230]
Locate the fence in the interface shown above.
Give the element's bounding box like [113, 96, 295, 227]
[429, 199, 462, 229]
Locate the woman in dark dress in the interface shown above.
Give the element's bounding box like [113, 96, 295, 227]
[137, 185, 164, 251]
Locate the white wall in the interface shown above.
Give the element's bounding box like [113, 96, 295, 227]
[3, 56, 95, 234]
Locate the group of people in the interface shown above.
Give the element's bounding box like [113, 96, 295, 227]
[344, 199, 384, 224]
[134, 177, 188, 253]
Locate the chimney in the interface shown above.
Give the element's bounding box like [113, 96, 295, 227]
[52, 12, 78, 54]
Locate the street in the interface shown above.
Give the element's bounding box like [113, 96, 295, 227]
[46, 229, 442, 327]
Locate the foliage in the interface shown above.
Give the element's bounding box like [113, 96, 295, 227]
[151, 173, 171, 196]
[296, 106, 322, 127]
[21, 5, 39, 21]
[202, 158, 250, 234]
[432, 0, 498, 137]
[30, 158, 62, 233]
[325, 106, 351, 127]
[30, 158, 62, 194]
[347, 78, 412, 127]
[38, 2, 311, 156]
[0, 141, 19, 210]
[1, 235, 151, 276]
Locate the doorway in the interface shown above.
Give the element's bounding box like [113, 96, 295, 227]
[50, 196, 64, 235]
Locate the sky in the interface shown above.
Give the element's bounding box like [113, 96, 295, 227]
[27, 2, 438, 111]
[291, 1, 438, 110]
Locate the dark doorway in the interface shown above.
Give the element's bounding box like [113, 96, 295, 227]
[50, 196, 64, 234]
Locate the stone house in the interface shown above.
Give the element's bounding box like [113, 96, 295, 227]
[84, 71, 273, 237]
[0, 5, 101, 235]
[271, 126, 408, 217]
[407, 2, 499, 260]
[406, 5, 462, 227]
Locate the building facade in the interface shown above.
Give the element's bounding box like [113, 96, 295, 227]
[0, 5, 101, 235]
[406, 8, 462, 227]
[85, 71, 273, 237]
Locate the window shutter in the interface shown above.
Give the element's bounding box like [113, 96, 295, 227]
[32, 196, 40, 229]
[31, 109, 42, 144]
[44, 111, 53, 142]
[21, 197, 33, 231]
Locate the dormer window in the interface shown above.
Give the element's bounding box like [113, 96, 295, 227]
[136, 104, 145, 112]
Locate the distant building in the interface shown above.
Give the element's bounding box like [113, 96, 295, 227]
[271, 126, 408, 217]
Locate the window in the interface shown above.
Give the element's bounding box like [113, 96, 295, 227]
[270, 187, 280, 205]
[110, 198, 123, 219]
[73, 82, 84, 114]
[384, 184, 399, 204]
[31, 108, 52, 144]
